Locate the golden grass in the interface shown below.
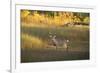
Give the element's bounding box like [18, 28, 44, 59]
[21, 34, 47, 49]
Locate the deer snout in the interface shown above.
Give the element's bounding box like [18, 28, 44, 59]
[65, 40, 69, 43]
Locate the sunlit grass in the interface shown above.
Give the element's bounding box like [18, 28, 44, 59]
[21, 26, 89, 51]
[21, 34, 47, 50]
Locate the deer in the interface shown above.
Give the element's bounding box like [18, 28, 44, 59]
[49, 32, 69, 52]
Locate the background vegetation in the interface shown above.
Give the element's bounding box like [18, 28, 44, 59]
[21, 10, 90, 27]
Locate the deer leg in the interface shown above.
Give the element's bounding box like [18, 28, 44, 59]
[66, 46, 68, 52]
[56, 45, 57, 50]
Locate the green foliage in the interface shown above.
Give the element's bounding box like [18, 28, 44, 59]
[83, 17, 90, 24]
[73, 12, 90, 22]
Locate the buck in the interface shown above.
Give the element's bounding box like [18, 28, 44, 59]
[49, 32, 69, 51]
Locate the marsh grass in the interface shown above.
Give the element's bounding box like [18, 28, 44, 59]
[21, 34, 47, 50]
[21, 26, 89, 41]
[21, 25, 89, 62]
[21, 26, 89, 51]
